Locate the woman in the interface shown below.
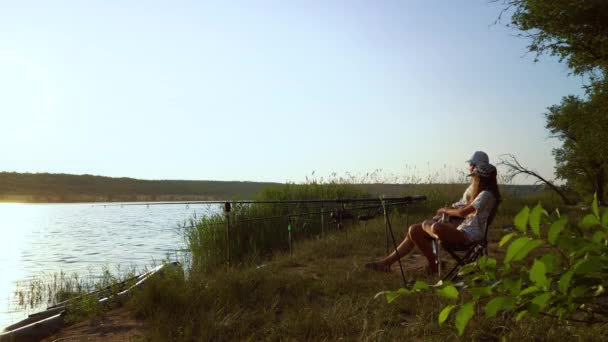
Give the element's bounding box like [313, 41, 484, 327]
[365, 163, 500, 274]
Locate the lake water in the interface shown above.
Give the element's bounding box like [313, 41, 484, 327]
[0, 202, 219, 330]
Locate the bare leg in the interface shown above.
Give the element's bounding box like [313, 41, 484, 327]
[366, 223, 428, 272]
[429, 222, 469, 249]
[377, 224, 419, 265]
[412, 221, 470, 272]
[410, 221, 439, 273]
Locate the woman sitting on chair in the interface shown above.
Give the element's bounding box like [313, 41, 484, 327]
[365, 163, 500, 274]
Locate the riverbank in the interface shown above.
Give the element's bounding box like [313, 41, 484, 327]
[44, 211, 608, 341]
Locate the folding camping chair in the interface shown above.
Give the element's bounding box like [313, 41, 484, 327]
[432, 201, 500, 281]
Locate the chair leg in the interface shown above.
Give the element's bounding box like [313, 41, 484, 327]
[432, 239, 441, 278]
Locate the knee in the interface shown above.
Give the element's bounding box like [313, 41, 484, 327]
[408, 223, 422, 236]
[430, 223, 444, 237]
[430, 223, 439, 235]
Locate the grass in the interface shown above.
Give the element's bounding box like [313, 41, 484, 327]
[124, 183, 607, 340]
[181, 182, 367, 273]
[12, 265, 140, 324]
[9, 181, 595, 340]
[129, 205, 608, 341]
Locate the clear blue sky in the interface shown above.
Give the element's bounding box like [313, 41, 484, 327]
[0, 1, 585, 183]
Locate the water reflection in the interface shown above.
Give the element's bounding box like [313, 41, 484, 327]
[0, 202, 217, 329]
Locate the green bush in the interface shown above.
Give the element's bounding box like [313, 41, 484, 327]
[382, 194, 608, 336]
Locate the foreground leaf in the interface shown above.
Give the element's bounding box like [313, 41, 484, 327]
[437, 285, 459, 300]
[593, 194, 600, 218]
[412, 280, 430, 291]
[438, 305, 456, 326]
[455, 302, 474, 336]
[529, 259, 548, 288]
[469, 286, 492, 299]
[513, 239, 543, 262]
[514, 207, 530, 233]
[558, 270, 574, 294]
[503, 278, 522, 296]
[505, 237, 532, 264]
[580, 214, 600, 229]
[384, 288, 410, 303]
[529, 203, 544, 237]
[499, 232, 516, 248]
[548, 216, 567, 245]
[485, 296, 515, 317]
[529, 293, 552, 313]
[515, 310, 528, 321]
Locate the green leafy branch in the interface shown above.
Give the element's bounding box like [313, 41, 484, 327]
[379, 194, 608, 336]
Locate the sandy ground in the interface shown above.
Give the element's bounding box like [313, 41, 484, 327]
[42, 308, 145, 342]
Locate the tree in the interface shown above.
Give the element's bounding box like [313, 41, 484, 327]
[497, 0, 608, 204]
[500, 0, 608, 77]
[545, 90, 608, 205]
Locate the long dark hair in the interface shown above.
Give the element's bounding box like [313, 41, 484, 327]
[470, 172, 501, 203]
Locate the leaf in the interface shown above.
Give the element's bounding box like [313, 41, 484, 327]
[499, 232, 516, 248]
[503, 278, 522, 296]
[539, 252, 559, 273]
[384, 288, 410, 303]
[558, 270, 574, 294]
[513, 239, 543, 262]
[469, 286, 492, 299]
[593, 193, 600, 218]
[580, 214, 600, 229]
[573, 259, 601, 274]
[594, 285, 605, 297]
[530, 293, 552, 311]
[592, 231, 606, 244]
[412, 280, 430, 291]
[520, 286, 540, 296]
[529, 260, 548, 288]
[548, 216, 567, 245]
[477, 256, 497, 271]
[514, 206, 530, 233]
[457, 263, 477, 276]
[504, 237, 532, 264]
[485, 296, 515, 317]
[602, 208, 608, 227]
[437, 285, 459, 300]
[529, 203, 544, 237]
[571, 286, 588, 298]
[515, 310, 528, 321]
[438, 305, 456, 326]
[455, 302, 474, 336]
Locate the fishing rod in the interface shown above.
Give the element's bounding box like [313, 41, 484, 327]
[96, 196, 427, 207]
[189, 199, 425, 227]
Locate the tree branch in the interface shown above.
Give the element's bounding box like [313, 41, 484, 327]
[499, 154, 576, 205]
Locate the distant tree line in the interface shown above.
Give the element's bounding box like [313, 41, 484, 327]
[0, 172, 542, 203]
[0, 172, 279, 203]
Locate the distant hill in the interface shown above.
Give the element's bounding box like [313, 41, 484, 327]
[0, 172, 280, 203]
[0, 172, 543, 203]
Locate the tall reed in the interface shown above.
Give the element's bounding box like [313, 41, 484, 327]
[182, 181, 368, 273]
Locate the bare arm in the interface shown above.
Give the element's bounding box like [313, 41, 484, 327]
[438, 204, 476, 218]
